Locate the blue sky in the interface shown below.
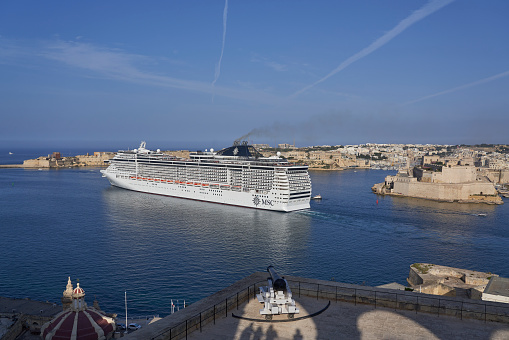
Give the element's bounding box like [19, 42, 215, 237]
[1, 0, 508, 149]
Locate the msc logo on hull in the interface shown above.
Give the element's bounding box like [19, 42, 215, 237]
[253, 195, 273, 207]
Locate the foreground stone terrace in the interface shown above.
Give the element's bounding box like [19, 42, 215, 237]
[125, 272, 509, 340]
[188, 295, 509, 340]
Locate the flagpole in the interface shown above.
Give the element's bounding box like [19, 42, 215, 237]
[125, 291, 127, 330]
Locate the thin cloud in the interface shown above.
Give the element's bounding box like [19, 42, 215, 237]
[266, 61, 287, 72]
[29, 39, 279, 103]
[212, 0, 229, 92]
[290, 0, 455, 98]
[400, 70, 509, 106]
[250, 54, 287, 72]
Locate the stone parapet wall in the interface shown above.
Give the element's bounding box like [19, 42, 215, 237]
[392, 180, 501, 203]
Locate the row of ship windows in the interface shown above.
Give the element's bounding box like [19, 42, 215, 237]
[116, 163, 278, 176]
[115, 159, 299, 174]
[136, 172, 274, 184]
[115, 168, 276, 182]
[115, 175, 279, 191]
[113, 169, 302, 188]
[116, 166, 273, 180]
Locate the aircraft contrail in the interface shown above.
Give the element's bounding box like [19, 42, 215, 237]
[289, 0, 455, 98]
[212, 0, 228, 96]
[400, 70, 509, 106]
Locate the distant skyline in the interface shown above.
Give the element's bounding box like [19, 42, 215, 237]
[1, 1, 508, 149]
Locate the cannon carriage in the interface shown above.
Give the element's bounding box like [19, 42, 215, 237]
[256, 266, 299, 320]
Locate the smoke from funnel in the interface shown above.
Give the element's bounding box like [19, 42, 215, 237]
[235, 127, 280, 144]
[234, 111, 352, 145]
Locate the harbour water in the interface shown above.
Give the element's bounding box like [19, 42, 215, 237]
[1, 149, 508, 317]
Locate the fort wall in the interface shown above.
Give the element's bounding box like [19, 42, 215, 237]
[392, 180, 498, 202]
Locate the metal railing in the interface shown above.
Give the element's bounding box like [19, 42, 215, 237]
[150, 279, 509, 340]
[150, 281, 267, 340]
[289, 279, 509, 324]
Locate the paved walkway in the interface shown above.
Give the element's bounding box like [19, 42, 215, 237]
[188, 295, 509, 340]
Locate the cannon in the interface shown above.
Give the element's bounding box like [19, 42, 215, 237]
[256, 266, 299, 320]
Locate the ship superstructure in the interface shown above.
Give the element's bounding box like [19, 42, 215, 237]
[101, 141, 311, 212]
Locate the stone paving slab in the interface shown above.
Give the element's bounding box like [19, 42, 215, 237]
[187, 295, 509, 340]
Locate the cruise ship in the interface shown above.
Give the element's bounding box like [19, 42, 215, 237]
[101, 141, 311, 212]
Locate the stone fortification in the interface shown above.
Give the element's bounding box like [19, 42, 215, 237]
[407, 263, 496, 299]
[391, 179, 500, 203]
[22, 152, 115, 168]
[373, 159, 503, 204]
[484, 168, 509, 184]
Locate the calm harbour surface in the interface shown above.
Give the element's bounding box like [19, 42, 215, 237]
[1, 149, 508, 317]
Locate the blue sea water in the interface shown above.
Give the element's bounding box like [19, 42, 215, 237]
[1, 149, 508, 317]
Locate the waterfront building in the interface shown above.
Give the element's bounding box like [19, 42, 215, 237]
[251, 143, 270, 149]
[277, 143, 295, 149]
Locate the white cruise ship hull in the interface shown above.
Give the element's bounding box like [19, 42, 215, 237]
[101, 142, 312, 213]
[103, 173, 310, 212]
